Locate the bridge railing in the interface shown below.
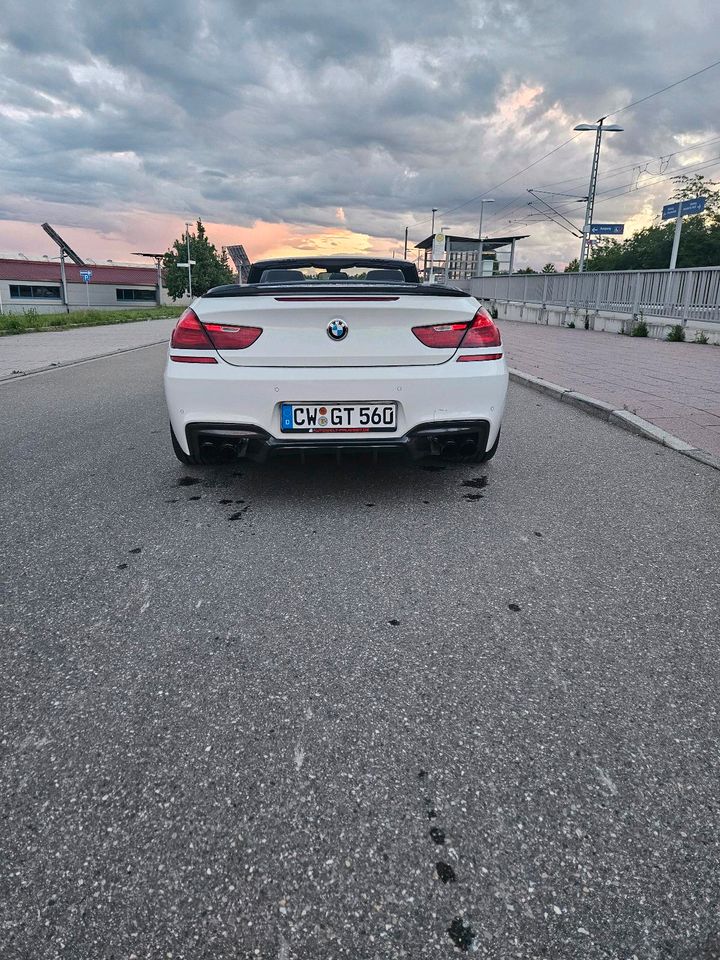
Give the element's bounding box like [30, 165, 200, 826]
[454, 267, 720, 325]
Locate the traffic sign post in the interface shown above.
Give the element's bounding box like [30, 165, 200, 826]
[662, 197, 706, 269]
[79, 269, 93, 307]
[177, 260, 196, 298]
[589, 224, 624, 235]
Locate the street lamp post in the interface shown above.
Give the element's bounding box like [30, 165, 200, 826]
[574, 120, 623, 272]
[185, 222, 193, 299]
[431, 208, 437, 235]
[477, 199, 495, 277]
[404, 226, 409, 259]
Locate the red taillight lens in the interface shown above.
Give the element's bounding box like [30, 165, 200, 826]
[203, 323, 262, 350]
[170, 309, 263, 351]
[411, 309, 501, 350]
[411, 321, 468, 348]
[461, 309, 502, 348]
[170, 309, 214, 349]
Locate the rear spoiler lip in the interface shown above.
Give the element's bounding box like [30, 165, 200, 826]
[202, 282, 472, 299]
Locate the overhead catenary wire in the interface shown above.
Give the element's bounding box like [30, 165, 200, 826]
[604, 57, 720, 120]
[409, 56, 720, 241]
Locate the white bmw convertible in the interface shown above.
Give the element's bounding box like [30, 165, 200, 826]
[164, 256, 507, 464]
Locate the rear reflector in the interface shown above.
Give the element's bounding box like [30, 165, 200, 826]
[171, 309, 214, 349]
[203, 323, 262, 350]
[170, 355, 218, 363]
[456, 353, 503, 362]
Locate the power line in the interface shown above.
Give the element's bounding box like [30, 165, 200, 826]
[606, 57, 720, 119]
[409, 133, 582, 228]
[410, 58, 720, 238]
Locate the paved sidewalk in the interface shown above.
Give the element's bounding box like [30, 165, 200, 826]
[500, 320, 720, 458]
[0, 317, 177, 380]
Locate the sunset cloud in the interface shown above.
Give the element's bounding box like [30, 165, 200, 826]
[1, 1, 718, 269]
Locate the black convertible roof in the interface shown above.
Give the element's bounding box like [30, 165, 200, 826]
[246, 256, 419, 285]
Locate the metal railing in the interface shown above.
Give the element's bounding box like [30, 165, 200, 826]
[455, 267, 720, 325]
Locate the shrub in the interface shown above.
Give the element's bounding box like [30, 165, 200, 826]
[567, 320, 575, 329]
[631, 319, 649, 337]
[694, 330, 709, 344]
[666, 324, 685, 342]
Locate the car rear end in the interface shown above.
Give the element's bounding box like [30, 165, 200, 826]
[164, 267, 507, 462]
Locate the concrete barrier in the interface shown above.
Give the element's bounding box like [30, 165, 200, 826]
[481, 299, 720, 344]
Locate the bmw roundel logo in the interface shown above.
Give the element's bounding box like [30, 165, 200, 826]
[327, 318, 348, 341]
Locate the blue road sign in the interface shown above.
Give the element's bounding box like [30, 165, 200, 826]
[662, 197, 706, 220]
[590, 223, 624, 235]
[79, 270, 93, 282]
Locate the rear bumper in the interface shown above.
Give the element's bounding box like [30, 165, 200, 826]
[185, 418, 492, 461]
[164, 355, 508, 458]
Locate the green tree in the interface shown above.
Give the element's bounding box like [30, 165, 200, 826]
[586, 176, 720, 271]
[515, 266, 536, 274]
[671, 174, 720, 217]
[564, 258, 579, 272]
[163, 220, 234, 299]
[541, 262, 557, 273]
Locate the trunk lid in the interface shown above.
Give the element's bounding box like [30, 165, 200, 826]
[194, 292, 479, 367]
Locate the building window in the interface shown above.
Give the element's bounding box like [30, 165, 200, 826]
[116, 288, 156, 302]
[9, 284, 61, 299]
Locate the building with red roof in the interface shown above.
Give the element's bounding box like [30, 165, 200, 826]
[0, 257, 187, 313]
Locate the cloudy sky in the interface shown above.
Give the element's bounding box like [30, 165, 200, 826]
[1, 0, 719, 269]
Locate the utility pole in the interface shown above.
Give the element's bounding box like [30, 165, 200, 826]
[59, 250, 69, 313]
[431, 208, 437, 235]
[404, 226, 409, 259]
[575, 119, 623, 271]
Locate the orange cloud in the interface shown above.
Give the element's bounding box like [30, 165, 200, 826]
[3, 214, 405, 265]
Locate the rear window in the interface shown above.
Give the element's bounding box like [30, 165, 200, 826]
[259, 266, 407, 283]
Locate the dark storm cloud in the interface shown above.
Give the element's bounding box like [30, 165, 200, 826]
[1, 0, 719, 261]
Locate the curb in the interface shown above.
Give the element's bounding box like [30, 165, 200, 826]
[509, 368, 720, 473]
[0, 338, 169, 384]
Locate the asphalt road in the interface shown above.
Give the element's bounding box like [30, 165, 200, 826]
[1, 345, 719, 960]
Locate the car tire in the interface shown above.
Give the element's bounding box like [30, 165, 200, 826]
[170, 424, 198, 465]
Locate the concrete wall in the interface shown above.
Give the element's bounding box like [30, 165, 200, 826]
[473, 297, 720, 345]
[0, 280, 191, 314]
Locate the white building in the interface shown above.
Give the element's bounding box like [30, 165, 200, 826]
[0, 258, 188, 314]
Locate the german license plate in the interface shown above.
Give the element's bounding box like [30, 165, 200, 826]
[281, 402, 397, 433]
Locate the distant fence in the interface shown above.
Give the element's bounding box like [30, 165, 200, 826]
[455, 267, 720, 325]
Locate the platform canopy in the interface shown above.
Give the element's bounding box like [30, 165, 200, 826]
[415, 233, 528, 251]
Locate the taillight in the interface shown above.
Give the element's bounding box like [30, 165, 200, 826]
[203, 323, 262, 350]
[170, 308, 262, 351]
[170, 309, 213, 349]
[411, 308, 501, 350]
[461, 309, 502, 347]
[411, 321, 468, 348]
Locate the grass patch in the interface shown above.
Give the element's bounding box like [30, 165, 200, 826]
[0, 305, 185, 335]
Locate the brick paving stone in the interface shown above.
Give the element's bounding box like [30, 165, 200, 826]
[500, 319, 720, 459]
